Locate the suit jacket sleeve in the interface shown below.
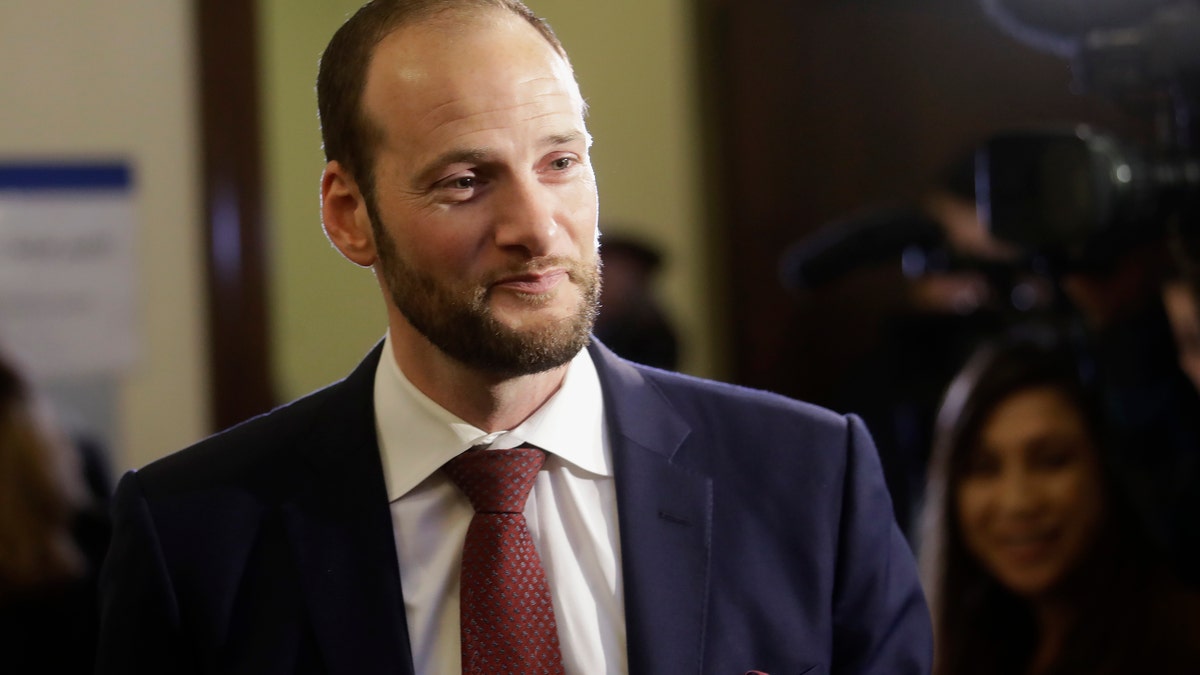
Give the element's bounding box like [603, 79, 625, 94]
[832, 414, 931, 673]
[95, 470, 198, 675]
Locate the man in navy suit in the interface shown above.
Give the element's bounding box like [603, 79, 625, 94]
[97, 1, 931, 672]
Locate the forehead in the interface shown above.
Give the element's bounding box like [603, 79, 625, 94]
[361, 10, 584, 145]
[979, 386, 1089, 445]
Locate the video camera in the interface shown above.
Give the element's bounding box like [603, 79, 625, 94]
[779, 0, 1200, 292]
[976, 0, 1200, 271]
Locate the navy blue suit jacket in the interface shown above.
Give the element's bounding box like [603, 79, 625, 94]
[97, 340, 931, 674]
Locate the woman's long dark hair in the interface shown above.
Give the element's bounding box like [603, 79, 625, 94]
[0, 355, 86, 597]
[918, 331, 1194, 675]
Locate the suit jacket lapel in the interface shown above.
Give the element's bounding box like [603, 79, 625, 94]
[276, 340, 712, 674]
[590, 342, 713, 675]
[281, 344, 416, 675]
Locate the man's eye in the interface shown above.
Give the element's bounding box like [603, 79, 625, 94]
[551, 157, 573, 170]
[432, 173, 482, 202]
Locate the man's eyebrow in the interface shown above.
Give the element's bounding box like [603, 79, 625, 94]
[545, 130, 589, 147]
[547, 129, 592, 147]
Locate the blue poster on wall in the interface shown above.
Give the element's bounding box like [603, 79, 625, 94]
[0, 161, 138, 379]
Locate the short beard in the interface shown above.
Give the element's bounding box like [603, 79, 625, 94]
[366, 193, 600, 378]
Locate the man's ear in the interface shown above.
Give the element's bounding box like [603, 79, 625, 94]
[321, 160, 378, 267]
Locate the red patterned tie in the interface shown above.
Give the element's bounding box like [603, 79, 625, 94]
[443, 446, 565, 674]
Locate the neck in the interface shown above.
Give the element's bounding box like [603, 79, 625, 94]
[1027, 597, 1075, 675]
[388, 322, 571, 433]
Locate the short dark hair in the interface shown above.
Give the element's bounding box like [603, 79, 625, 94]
[316, 0, 567, 201]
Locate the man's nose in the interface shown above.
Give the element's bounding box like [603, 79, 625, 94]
[492, 177, 560, 256]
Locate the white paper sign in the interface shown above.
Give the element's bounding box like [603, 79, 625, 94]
[0, 163, 138, 378]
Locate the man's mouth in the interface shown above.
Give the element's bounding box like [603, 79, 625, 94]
[492, 269, 569, 295]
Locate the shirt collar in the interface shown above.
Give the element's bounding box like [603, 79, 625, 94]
[374, 333, 609, 502]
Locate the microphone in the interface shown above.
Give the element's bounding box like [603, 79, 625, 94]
[778, 208, 946, 291]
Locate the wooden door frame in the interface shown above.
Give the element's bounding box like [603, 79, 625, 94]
[195, 0, 275, 430]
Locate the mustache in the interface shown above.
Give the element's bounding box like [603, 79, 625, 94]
[484, 255, 598, 285]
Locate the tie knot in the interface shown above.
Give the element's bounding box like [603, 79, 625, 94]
[444, 446, 546, 514]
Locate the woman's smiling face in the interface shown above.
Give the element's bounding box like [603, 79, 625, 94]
[955, 385, 1105, 599]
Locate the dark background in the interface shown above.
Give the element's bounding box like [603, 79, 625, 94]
[703, 0, 1142, 406]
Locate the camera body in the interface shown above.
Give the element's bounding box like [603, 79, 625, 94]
[975, 0, 1200, 270]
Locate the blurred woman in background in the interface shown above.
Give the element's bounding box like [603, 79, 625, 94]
[0, 353, 107, 673]
[918, 333, 1200, 675]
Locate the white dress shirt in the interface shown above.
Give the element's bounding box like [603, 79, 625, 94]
[373, 333, 627, 674]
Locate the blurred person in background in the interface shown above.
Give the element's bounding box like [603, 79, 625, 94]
[1162, 273, 1200, 391]
[0, 352, 109, 674]
[1055, 233, 1200, 587]
[828, 155, 1038, 541]
[1162, 231, 1200, 394]
[832, 148, 1200, 569]
[918, 333, 1200, 675]
[593, 233, 680, 370]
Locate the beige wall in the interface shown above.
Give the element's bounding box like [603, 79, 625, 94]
[544, 0, 723, 378]
[0, 1, 209, 471]
[260, 0, 723, 402]
[260, 1, 385, 400]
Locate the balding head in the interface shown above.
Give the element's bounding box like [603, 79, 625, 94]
[317, 0, 569, 202]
